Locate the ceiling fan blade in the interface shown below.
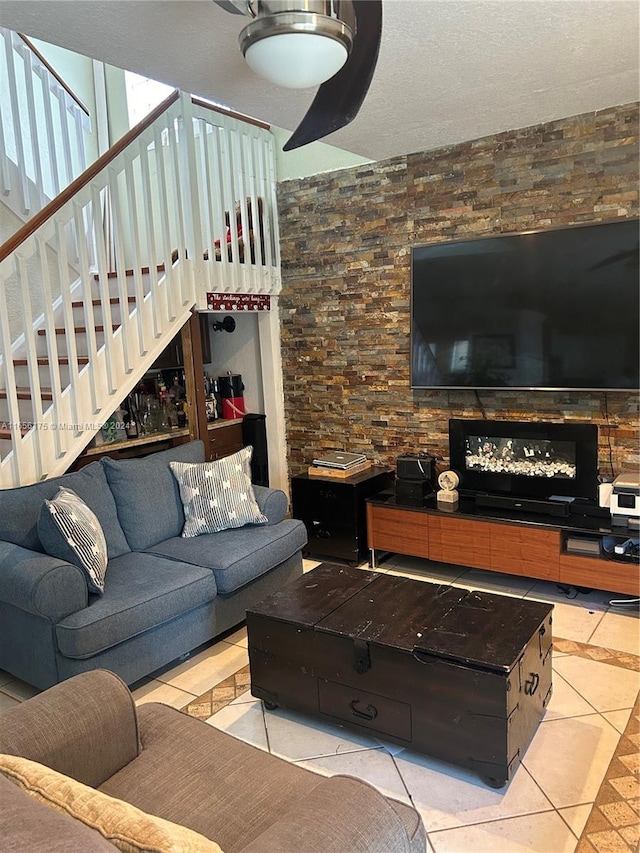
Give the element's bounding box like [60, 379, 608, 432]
[214, 0, 251, 16]
[283, 0, 382, 151]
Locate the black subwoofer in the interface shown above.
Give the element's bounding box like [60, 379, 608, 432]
[242, 413, 269, 486]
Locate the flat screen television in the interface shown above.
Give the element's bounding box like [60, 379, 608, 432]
[411, 219, 639, 390]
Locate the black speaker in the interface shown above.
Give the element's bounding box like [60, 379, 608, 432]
[242, 413, 269, 486]
[396, 453, 435, 485]
[396, 479, 432, 501]
[474, 492, 570, 517]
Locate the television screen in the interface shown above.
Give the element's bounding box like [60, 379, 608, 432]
[410, 220, 639, 390]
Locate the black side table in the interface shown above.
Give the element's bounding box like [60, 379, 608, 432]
[291, 467, 394, 565]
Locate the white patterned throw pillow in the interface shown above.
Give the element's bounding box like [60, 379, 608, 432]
[170, 447, 267, 537]
[42, 487, 108, 594]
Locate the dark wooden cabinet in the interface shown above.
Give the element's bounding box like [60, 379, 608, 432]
[291, 468, 394, 564]
[208, 421, 244, 461]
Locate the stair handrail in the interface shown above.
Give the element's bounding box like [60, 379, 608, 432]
[0, 89, 180, 263]
[190, 95, 270, 131]
[17, 34, 90, 117]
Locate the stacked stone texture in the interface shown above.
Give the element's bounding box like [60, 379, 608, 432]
[277, 104, 639, 477]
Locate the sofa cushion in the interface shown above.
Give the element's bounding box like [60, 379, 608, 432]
[38, 488, 109, 594]
[55, 552, 217, 659]
[0, 773, 117, 852]
[170, 449, 267, 537]
[103, 441, 205, 551]
[146, 519, 307, 594]
[0, 461, 129, 559]
[0, 754, 224, 853]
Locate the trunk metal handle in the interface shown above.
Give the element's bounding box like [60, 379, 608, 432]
[349, 699, 377, 721]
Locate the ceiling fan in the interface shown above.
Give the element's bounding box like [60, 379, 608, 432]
[214, 0, 382, 151]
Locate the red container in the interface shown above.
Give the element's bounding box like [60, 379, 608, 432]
[219, 374, 245, 420]
[221, 396, 246, 419]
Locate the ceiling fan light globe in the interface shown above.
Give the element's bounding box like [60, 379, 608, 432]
[244, 31, 348, 88]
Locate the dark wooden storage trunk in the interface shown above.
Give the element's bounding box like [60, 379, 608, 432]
[247, 563, 553, 787]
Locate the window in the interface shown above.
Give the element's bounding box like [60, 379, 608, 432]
[125, 71, 174, 127]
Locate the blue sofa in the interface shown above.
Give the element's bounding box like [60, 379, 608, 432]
[0, 441, 307, 689]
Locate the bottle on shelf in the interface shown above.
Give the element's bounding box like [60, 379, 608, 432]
[124, 393, 140, 438]
[205, 372, 218, 423]
[157, 372, 167, 406]
[212, 378, 223, 419]
[168, 374, 186, 405]
[176, 400, 187, 428]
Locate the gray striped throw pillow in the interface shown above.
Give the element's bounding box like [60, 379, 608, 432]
[170, 446, 267, 537]
[41, 487, 108, 594]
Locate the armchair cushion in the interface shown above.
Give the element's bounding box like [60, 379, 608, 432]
[103, 441, 205, 551]
[0, 754, 224, 853]
[170, 449, 267, 537]
[100, 701, 325, 853]
[38, 488, 109, 594]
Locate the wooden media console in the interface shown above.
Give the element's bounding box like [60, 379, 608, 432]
[366, 494, 639, 597]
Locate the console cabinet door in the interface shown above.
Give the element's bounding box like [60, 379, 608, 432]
[367, 504, 428, 559]
[427, 516, 490, 570]
[489, 523, 560, 581]
[560, 552, 639, 596]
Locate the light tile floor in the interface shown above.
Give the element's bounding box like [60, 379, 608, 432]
[0, 555, 638, 852]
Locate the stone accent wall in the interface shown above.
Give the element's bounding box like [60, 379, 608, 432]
[277, 104, 639, 479]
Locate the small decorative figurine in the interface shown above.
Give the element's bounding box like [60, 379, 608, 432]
[437, 469, 460, 511]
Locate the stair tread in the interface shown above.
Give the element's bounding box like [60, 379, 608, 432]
[0, 387, 53, 401]
[71, 297, 137, 307]
[37, 324, 120, 335]
[13, 356, 89, 366]
[93, 263, 166, 280]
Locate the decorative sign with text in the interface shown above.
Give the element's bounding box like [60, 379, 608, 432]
[207, 293, 271, 311]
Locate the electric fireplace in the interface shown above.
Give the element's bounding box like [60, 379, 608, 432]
[449, 419, 599, 505]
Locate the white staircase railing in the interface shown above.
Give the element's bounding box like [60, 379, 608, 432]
[0, 91, 280, 487]
[189, 98, 281, 300]
[0, 28, 91, 222]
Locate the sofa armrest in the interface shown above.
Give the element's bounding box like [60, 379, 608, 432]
[252, 486, 287, 525]
[0, 670, 140, 788]
[0, 540, 88, 621]
[238, 775, 421, 853]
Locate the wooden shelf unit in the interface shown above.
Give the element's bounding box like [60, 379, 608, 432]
[366, 496, 639, 596]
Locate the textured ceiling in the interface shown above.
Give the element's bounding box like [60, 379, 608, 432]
[1, 0, 638, 161]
